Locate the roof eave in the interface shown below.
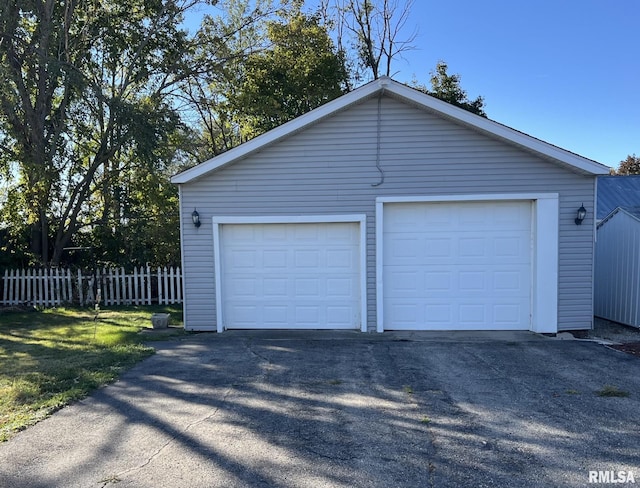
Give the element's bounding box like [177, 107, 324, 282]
[170, 80, 386, 184]
[171, 77, 610, 184]
[384, 82, 609, 176]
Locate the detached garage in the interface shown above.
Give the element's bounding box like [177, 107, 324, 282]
[172, 77, 609, 333]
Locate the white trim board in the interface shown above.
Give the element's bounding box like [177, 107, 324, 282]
[212, 214, 368, 333]
[177, 186, 190, 330]
[375, 194, 559, 333]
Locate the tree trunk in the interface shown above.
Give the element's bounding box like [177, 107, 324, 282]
[40, 209, 48, 265]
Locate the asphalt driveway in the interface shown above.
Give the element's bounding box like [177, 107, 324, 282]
[1, 331, 639, 488]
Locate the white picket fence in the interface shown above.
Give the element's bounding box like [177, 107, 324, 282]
[0, 266, 182, 307]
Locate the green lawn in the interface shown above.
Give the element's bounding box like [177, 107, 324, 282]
[0, 305, 184, 441]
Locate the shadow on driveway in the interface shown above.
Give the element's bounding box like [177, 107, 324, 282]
[0, 332, 639, 487]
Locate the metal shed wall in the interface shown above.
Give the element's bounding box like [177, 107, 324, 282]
[595, 208, 640, 328]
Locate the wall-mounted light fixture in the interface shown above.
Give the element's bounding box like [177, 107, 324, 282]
[192, 208, 201, 228]
[574, 204, 587, 225]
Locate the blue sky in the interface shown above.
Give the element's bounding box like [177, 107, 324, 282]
[382, 0, 638, 168]
[185, 0, 638, 169]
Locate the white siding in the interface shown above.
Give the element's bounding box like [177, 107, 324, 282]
[179, 94, 596, 331]
[595, 210, 640, 327]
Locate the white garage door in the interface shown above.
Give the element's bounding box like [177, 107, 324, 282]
[219, 222, 361, 329]
[383, 201, 532, 330]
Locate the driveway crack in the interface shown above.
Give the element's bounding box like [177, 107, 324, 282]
[246, 340, 272, 364]
[99, 384, 236, 484]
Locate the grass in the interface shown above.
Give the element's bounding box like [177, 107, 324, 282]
[0, 305, 183, 441]
[595, 385, 630, 397]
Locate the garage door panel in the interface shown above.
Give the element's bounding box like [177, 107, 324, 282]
[326, 224, 357, 240]
[383, 201, 532, 330]
[386, 237, 529, 266]
[385, 201, 531, 230]
[294, 278, 319, 297]
[458, 237, 486, 257]
[327, 306, 352, 323]
[494, 304, 523, 324]
[494, 236, 527, 257]
[228, 250, 256, 268]
[294, 250, 319, 267]
[225, 225, 256, 240]
[493, 269, 529, 292]
[220, 222, 360, 329]
[385, 266, 529, 297]
[388, 299, 528, 330]
[425, 304, 452, 323]
[228, 278, 256, 296]
[296, 306, 321, 325]
[228, 305, 260, 326]
[263, 306, 288, 325]
[263, 250, 287, 267]
[459, 304, 486, 324]
[293, 225, 320, 240]
[326, 249, 354, 268]
[493, 204, 532, 226]
[262, 225, 287, 241]
[263, 278, 287, 296]
[326, 278, 354, 297]
[458, 271, 485, 291]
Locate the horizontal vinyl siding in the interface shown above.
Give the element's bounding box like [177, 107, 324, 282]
[180, 95, 595, 331]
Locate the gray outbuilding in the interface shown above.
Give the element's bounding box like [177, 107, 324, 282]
[171, 77, 609, 333]
[596, 175, 640, 221]
[595, 191, 640, 328]
[594, 176, 640, 328]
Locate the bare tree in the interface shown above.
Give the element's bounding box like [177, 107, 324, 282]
[332, 0, 417, 81]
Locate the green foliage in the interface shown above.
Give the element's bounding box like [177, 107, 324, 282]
[235, 10, 349, 137]
[412, 61, 487, 117]
[615, 154, 640, 175]
[0, 0, 194, 267]
[182, 0, 275, 158]
[412, 61, 486, 117]
[0, 0, 485, 269]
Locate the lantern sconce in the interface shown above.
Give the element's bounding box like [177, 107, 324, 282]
[574, 204, 587, 225]
[192, 208, 201, 228]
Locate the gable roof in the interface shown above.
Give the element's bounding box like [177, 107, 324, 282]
[598, 206, 640, 228]
[172, 77, 610, 184]
[597, 175, 640, 220]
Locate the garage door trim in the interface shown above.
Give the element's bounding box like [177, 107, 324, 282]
[376, 194, 559, 333]
[212, 214, 367, 333]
